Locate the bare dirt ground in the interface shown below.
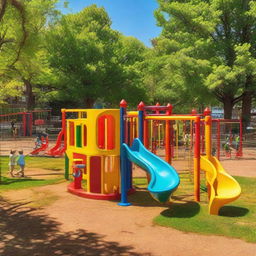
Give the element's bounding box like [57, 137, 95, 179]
[1, 155, 256, 256]
[0, 137, 57, 156]
[2, 181, 256, 256]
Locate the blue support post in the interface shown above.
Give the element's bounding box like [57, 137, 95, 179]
[118, 99, 131, 206]
[138, 101, 145, 143]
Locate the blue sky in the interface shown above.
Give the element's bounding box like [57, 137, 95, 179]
[59, 0, 161, 47]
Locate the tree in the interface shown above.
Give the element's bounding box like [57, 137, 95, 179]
[0, 0, 27, 103]
[0, 0, 59, 109]
[154, 0, 256, 120]
[140, 47, 215, 111]
[46, 5, 147, 108]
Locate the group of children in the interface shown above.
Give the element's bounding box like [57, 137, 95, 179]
[9, 150, 26, 177]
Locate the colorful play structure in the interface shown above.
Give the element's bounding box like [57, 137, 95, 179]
[63, 100, 241, 215]
[30, 133, 49, 155]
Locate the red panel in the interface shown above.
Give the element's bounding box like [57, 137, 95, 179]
[90, 156, 101, 193]
[35, 119, 45, 125]
[69, 121, 75, 146]
[83, 125, 87, 146]
[98, 116, 105, 149]
[73, 153, 86, 174]
[107, 115, 115, 150]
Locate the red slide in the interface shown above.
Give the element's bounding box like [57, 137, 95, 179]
[30, 136, 49, 155]
[46, 130, 65, 157]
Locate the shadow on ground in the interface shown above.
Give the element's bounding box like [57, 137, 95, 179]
[0, 197, 152, 256]
[128, 189, 169, 208]
[160, 201, 200, 218]
[219, 206, 249, 217]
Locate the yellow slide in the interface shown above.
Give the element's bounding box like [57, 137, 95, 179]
[200, 156, 241, 215]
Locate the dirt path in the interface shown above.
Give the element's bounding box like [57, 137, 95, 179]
[1, 157, 256, 255]
[2, 181, 256, 256]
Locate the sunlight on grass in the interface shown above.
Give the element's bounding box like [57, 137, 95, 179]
[0, 176, 65, 191]
[0, 156, 64, 171]
[153, 175, 256, 243]
[0, 156, 65, 191]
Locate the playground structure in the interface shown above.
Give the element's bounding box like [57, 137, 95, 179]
[46, 110, 67, 157]
[64, 100, 241, 215]
[30, 133, 49, 155]
[65, 109, 120, 200]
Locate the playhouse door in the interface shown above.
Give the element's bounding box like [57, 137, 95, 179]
[90, 156, 101, 193]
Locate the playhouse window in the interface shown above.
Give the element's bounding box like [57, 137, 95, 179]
[69, 121, 75, 146]
[97, 115, 115, 150]
[76, 125, 82, 148]
[80, 112, 87, 119]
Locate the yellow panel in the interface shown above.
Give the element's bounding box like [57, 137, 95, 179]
[127, 111, 138, 117]
[102, 156, 120, 194]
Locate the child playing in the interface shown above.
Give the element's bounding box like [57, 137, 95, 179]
[34, 135, 42, 149]
[16, 150, 26, 177]
[8, 150, 16, 177]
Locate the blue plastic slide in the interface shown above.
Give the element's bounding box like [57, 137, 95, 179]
[122, 138, 180, 203]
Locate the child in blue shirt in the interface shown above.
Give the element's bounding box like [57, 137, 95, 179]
[17, 150, 25, 177]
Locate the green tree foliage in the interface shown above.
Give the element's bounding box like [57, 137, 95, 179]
[46, 5, 147, 108]
[140, 48, 215, 111]
[0, 0, 27, 103]
[0, 0, 59, 109]
[154, 0, 256, 119]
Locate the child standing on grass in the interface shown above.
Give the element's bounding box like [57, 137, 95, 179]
[8, 150, 16, 177]
[16, 150, 25, 177]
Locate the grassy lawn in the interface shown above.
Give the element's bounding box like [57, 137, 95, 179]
[133, 174, 256, 243]
[0, 156, 65, 191]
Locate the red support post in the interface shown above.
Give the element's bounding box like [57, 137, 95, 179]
[194, 116, 201, 202]
[217, 119, 220, 160]
[155, 103, 160, 115]
[239, 118, 243, 157]
[29, 113, 33, 136]
[143, 119, 149, 148]
[165, 103, 172, 164]
[22, 112, 26, 136]
[62, 110, 67, 150]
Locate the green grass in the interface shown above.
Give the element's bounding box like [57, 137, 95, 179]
[0, 156, 64, 171]
[0, 156, 65, 191]
[152, 174, 256, 243]
[0, 176, 65, 191]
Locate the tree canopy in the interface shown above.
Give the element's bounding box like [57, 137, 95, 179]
[154, 0, 256, 119]
[0, 0, 59, 108]
[0, 0, 255, 121]
[46, 5, 147, 108]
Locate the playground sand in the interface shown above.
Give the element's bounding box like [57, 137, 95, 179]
[1, 157, 256, 256]
[0, 138, 57, 156]
[2, 180, 256, 256]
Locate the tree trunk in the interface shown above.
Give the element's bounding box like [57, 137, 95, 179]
[84, 98, 95, 108]
[223, 97, 234, 119]
[24, 79, 35, 110]
[241, 91, 252, 131]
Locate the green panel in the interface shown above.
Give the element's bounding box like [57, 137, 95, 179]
[76, 125, 82, 148]
[65, 153, 69, 180]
